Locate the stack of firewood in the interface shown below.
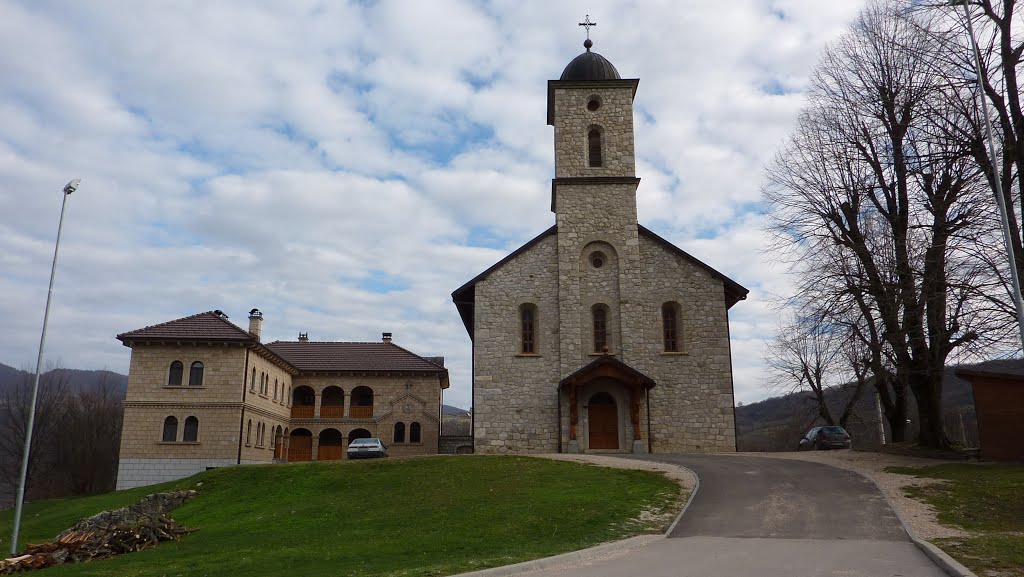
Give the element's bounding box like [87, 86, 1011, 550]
[1, 490, 197, 574]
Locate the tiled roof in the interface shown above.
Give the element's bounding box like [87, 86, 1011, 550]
[117, 311, 253, 343]
[265, 341, 448, 374]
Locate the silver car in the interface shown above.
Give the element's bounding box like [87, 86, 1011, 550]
[347, 437, 388, 459]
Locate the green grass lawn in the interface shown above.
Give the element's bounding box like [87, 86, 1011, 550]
[1, 456, 680, 577]
[885, 463, 1024, 577]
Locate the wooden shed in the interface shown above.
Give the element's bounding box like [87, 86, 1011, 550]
[955, 361, 1024, 461]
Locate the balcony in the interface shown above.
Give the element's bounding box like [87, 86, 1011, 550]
[320, 405, 344, 418]
[291, 405, 314, 419]
[349, 406, 373, 419]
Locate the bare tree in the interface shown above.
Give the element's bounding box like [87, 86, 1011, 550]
[58, 375, 124, 495]
[0, 366, 70, 500]
[765, 1, 1010, 448]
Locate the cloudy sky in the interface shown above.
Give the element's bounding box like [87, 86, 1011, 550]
[0, 0, 866, 408]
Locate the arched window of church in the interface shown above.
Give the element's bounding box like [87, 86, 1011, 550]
[162, 416, 177, 442]
[183, 416, 199, 442]
[662, 302, 681, 352]
[189, 362, 204, 387]
[410, 422, 422, 443]
[588, 128, 603, 167]
[394, 422, 406, 443]
[592, 304, 609, 353]
[520, 303, 538, 354]
[168, 361, 183, 386]
[250, 367, 256, 392]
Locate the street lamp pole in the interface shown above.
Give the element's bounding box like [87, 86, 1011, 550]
[8, 178, 80, 556]
[954, 0, 1024, 346]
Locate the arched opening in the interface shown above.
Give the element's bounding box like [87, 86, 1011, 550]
[587, 392, 619, 450]
[350, 386, 374, 418]
[520, 303, 537, 354]
[250, 367, 256, 392]
[348, 428, 372, 441]
[274, 425, 284, 459]
[289, 428, 313, 462]
[189, 361, 204, 386]
[291, 385, 315, 418]
[162, 416, 177, 442]
[592, 304, 609, 353]
[662, 302, 681, 352]
[183, 416, 199, 442]
[246, 419, 252, 446]
[168, 361, 183, 386]
[318, 428, 344, 461]
[588, 127, 603, 167]
[321, 386, 345, 418]
[410, 422, 422, 443]
[393, 422, 406, 443]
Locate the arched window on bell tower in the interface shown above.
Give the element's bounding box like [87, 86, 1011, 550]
[588, 126, 603, 167]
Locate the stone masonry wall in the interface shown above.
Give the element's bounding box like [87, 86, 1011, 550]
[474, 233, 561, 453]
[553, 85, 636, 178]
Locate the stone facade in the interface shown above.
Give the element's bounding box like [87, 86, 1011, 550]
[116, 312, 448, 489]
[453, 43, 747, 456]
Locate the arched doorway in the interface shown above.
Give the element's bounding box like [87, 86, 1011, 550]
[318, 428, 343, 461]
[588, 392, 619, 450]
[273, 425, 284, 459]
[289, 428, 313, 462]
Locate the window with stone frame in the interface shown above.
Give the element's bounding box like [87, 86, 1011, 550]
[410, 422, 421, 443]
[250, 367, 256, 392]
[394, 422, 406, 443]
[162, 416, 177, 442]
[168, 361, 183, 386]
[246, 419, 252, 446]
[183, 416, 199, 442]
[189, 361, 204, 386]
[592, 304, 609, 353]
[520, 303, 538, 354]
[273, 378, 278, 400]
[662, 302, 682, 352]
[588, 127, 603, 167]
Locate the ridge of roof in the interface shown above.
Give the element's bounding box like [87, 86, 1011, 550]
[264, 340, 448, 374]
[117, 310, 253, 343]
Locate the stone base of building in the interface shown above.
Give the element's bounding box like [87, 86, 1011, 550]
[632, 440, 647, 453]
[116, 458, 250, 490]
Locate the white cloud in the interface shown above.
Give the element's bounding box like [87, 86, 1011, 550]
[0, 0, 867, 409]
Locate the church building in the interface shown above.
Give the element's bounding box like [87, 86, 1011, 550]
[452, 37, 748, 454]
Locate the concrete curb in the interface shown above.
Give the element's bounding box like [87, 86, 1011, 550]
[450, 456, 699, 577]
[834, 464, 978, 577]
[448, 535, 662, 577]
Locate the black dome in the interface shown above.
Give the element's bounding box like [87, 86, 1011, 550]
[559, 48, 621, 81]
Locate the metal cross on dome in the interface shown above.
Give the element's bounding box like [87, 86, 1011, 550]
[578, 14, 596, 39]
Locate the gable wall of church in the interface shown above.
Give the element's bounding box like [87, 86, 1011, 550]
[634, 235, 737, 452]
[473, 234, 562, 453]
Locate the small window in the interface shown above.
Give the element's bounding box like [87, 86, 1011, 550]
[592, 305, 609, 353]
[410, 422, 422, 443]
[189, 361, 204, 387]
[588, 128, 602, 167]
[394, 422, 406, 443]
[250, 368, 256, 392]
[587, 96, 601, 111]
[273, 379, 278, 400]
[183, 416, 199, 442]
[520, 304, 537, 354]
[590, 251, 606, 269]
[246, 419, 252, 445]
[662, 302, 680, 352]
[162, 416, 177, 442]
[168, 361, 183, 386]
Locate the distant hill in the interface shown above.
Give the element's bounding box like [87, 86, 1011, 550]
[442, 404, 470, 417]
[0, 362, 127, 396]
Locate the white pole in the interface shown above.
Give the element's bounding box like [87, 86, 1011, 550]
[8, 179, 79, 556]
[957, 1, 1024, 346]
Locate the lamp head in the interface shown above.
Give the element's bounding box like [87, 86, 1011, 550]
[63, 178, 81, 195]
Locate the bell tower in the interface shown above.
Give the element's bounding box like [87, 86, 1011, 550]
[547, 25, 646, 373]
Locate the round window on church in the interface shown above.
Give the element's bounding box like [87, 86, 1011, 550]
[590, 251, 606, 269]
[587, 95, 601, 111]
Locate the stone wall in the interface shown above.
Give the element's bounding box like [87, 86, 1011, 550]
[116, 458, 240, 490]
[553, 84, 636, 178]
[439, 435, 474, 454]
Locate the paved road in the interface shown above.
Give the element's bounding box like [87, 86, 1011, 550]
[501, 454, 951, 577]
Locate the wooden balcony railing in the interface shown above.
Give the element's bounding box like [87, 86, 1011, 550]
[290, 405, 314, 419]
[349, 406, 373, 419]
[320, 405, 344, 418]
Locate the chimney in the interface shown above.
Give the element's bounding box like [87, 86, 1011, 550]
[382, 332, 392, 344]
[248, 308, 263, 341]
[298, 332, 309, 342]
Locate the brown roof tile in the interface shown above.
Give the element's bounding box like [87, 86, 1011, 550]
[117, 311, 253, 343]
[265, 341, 447, 374]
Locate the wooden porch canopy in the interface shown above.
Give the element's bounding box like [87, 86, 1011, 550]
[559, 355, 656, 443]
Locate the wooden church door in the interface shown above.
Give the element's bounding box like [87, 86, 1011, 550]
[588, 392, 619, 449]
